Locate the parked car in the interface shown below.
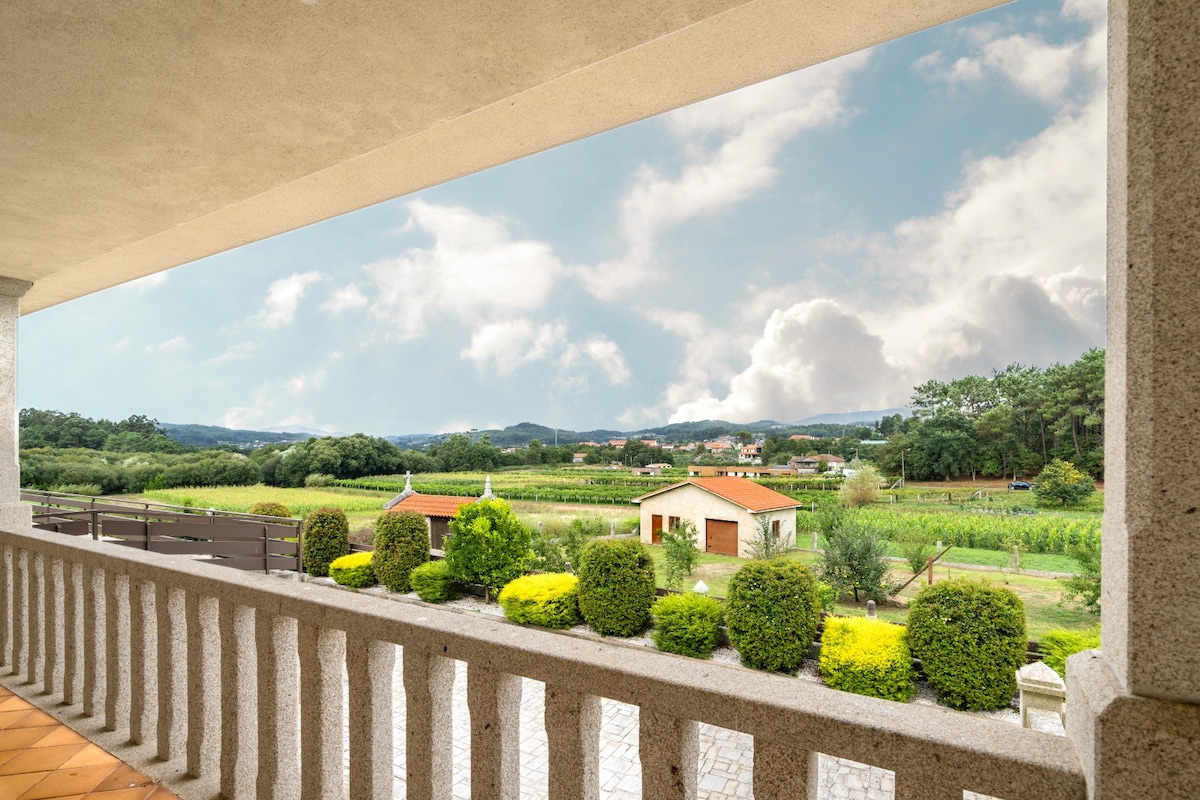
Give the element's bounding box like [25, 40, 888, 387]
[1008, 481, 1035, 490]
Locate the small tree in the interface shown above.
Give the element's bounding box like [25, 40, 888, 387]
[1034, 458, 1096, 508]
[303, 507, 349, 577]
[443, 499, 531, 597]
[818, 522, 894, 603]
[373, 511, 430, 593]
[894, 528, 935, 574]
[661, 520, 699, 590]
[1061, 536, 1101, 613]
[577, 538, 656, 637]
[839, 463, 881, 507]
[746, 514, 793, 560]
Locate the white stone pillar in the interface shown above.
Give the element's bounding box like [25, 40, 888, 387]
[639, 709, 697, 800]
[1066, 2, 1200, 797]
[544, 685, 600, 800]
[0, 278, 31, 529]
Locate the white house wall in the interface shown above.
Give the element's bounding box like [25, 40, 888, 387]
[637, 484, 797, 558]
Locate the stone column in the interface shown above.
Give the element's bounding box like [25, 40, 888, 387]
[0, 278, 31, 530]
[1066, 2, 1200, 797]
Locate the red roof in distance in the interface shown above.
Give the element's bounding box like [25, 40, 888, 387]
[632, 476, 800, 512]
[389, 494, 474, 518]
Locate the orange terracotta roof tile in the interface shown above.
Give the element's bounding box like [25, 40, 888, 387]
[389, 494, 475, 518]
[633, 477, 800, 512]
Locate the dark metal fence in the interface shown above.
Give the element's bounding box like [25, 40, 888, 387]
[21, 490, 303, 574]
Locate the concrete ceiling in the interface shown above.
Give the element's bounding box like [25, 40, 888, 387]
[1, 0, 1004, 314]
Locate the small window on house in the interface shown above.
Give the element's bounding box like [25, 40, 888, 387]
[771, 520, 781, 539]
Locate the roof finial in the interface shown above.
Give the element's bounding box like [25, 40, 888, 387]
[480, 475, 495, 500]
[383, 470, 417, 510]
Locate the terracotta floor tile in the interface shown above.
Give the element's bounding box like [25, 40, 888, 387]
[78, 787, 156, 800]
[8, 710, 59, 730]
[30, 726, 88, 748]
[0, 695, 32, 712]
[17, 762, 117, 799]
[144, 789, 182, 800]
[59, 745, 119, 770]
[0, 709, 37, 729]
[90, 764, 154, 793]
[0, 726, 59, 752]
[0, 770, 51, 797]
[0, 742, 90, 776]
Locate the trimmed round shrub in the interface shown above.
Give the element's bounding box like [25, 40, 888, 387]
[651, 592, 723, 658]
[329, 551, 376, 589]
[302, 507, 350, 577]
[906, 579, 1027, 710]
[726, 560, 818, 674]
[1038, 625, 1100, 678]
[373, 511, 430, 593]
[444, 499, 531, 595]
[248, 501, 292, 518]
[498, 573, 580, 629]
[819, 617, 916, 702]
[410, 560, 463, 603]
[577, 538, 656, 637]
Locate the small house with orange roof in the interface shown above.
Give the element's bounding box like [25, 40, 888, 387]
[383, 473, 495, 550]
[631, 476, 800, 558]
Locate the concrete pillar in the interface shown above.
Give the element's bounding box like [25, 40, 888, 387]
[42, 557, 62, 696]
[25, 551, 42, 685]
[298, 622, 345, 800]
[256, 609, 299, 800]
[0, 278, 31, 530]
[104, 571, 130, 732]
[1066, 1, 1200, 797]
[12, 549, 27, 681]
[82, 565, 103, 717]
[544, 685, 600, 800]
[403, 647, 455, 800]
[346, 638, 395, 800]
[639, 709, 697, 800]
[466, 663, 522, 800]
[185, 593, 219, 778]
[1, 544, 10, 671]
[128, 579, 156, 745]
[752, 741, 816, 800]
[62, 562, 81, 704]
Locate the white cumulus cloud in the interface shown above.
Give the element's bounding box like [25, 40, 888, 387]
[257, 271, 324, 329]
[462, 320, 566, 373]
[144, 335, 188, 354]
[322, 283, 369, 313]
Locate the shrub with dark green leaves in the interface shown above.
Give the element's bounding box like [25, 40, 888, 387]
[726, 560, 818, 674]
[577, 538, 656, 637]
[248, 501, 292, 518]
[819, 617, 916, 702]
[651, 592, 723, 658]
[329, 551, 376, 588]
[906, 579, 1027, 710]
[444, 499, 531, 595]
[410, 560, 462, 603]
[373, 511, 430, 593]
[498, 573, 580, 629]
[303, 507, 349, 577]
[1039, 626, 1100, 678]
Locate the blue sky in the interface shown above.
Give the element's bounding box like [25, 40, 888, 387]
[21, 0, 1107, 436]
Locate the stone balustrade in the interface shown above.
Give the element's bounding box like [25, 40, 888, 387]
[0, 524, 1085, 799]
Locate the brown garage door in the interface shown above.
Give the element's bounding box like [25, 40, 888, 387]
[705, 519, 739, 556]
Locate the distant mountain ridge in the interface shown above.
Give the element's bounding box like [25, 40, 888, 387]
[161, 408, 910, 449]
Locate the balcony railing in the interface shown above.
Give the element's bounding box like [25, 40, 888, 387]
[0, 524, 1085, 799]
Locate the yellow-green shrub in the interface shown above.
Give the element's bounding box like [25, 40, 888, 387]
[1039, 625, 1100, 678]
[410, 560, 462, 603]
[498, 573, 580, 629]
[651, 593, 723, 658]
[329, 551, 376, 589]
[819, 617, 916, 702]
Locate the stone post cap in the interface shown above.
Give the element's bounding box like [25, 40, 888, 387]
[1017, 660, 1066, 693]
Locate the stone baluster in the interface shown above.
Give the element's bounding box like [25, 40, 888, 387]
[639, 709, 698, 800]
[467, 663, 522, 800]
[26, 551, 43, 685]
[298, 622, 345, 800]
[62, 562, 81, 704]
[543, 685, 600, 800]
[403, 647, 455, 800]
[220, 601, 258, 798]
[12, 549, 27, 680]
[42, 557, 62, 696]
[753, 740, 816, 799]
[346, 639, 395, 800]
[82, 565, 104, 717]
[185, 593, 219, 778]
[156, 584, 186, 761]
[104, 571, 130, 732]
[0, 544, 10, 670]
[256, 609, 299, 800]
[128, 580, 156, 744]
